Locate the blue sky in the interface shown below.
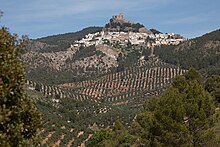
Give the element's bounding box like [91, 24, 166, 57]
[0, 0, 219, 39]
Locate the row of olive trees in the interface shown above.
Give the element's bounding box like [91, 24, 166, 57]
[87, 69, 220, 146]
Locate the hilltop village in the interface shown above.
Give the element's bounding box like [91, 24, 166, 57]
[72, 13, 186, 48]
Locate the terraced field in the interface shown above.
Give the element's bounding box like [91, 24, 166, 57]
[35, 100, 94, 147]
[28, 88, 139, 146]
[26, 59, 187, 146]
[59, 60, 186, 106]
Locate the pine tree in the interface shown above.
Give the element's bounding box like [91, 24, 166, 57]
[0, 28, 41, 146]
[204, 76, 220, 103]
[134, 88, 189, 146]
[87, 120, 134, 147]
[131, 69, 220, 146]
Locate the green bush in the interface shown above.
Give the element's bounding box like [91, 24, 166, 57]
[0, 28, 42, 146]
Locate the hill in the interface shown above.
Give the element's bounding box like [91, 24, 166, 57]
[18, 13, 220, 146]
[21, 17, 186, 84]
[21, 44, 119, 84]
[154, 29, 220, 76]
[25, 58, 186, 146]
[34, 27, 103, 52]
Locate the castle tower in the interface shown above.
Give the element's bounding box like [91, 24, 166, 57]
[118, 12, 124, 20]
[112, 12, 125, 21]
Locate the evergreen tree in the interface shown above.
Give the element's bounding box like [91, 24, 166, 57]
[88, 70, 220, 146]
[87, 128, 113, 147]
[0, 28, 41, 146]
[131, 69, 220, 146]
[87, 120, 134, 147]
[204, 76, 220, 103]
[133, 88, 189, 146]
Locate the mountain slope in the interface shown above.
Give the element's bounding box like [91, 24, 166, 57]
[21, 44, 119, 84]
[19, 15, 220, 146]
[26, 59, 186, 146]
[34, 27, 103, 52]
[21, 14, 187, 85]
[154, 29, 220, 76]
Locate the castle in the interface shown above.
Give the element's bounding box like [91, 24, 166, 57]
[112, 13, 133, 24]
[112, 13, 125, 21]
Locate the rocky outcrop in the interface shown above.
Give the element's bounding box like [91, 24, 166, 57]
[96, 44, 119, 60]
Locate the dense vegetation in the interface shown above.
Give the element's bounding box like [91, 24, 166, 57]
[88, 69, 220, 146]
[154, 29, 220, 76]
[23, 58, 187, 146]
[26, 86, 141, 146]
[1, 8, 220, 146]
[204, 76, 220, 103]
[0, 28, 41, 146]
[117, 45, 152, 71]
[73, 45, 105, 61]
[105, 19, 145, 32]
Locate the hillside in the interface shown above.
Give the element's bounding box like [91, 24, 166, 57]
[34, 27, 103, 52]
[25, 58, 186, 146]
[21, 44, 118, 84]
[154, 29, 220, 76]
[18, 13, 220, 146]
[21, 14, 186, 85]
